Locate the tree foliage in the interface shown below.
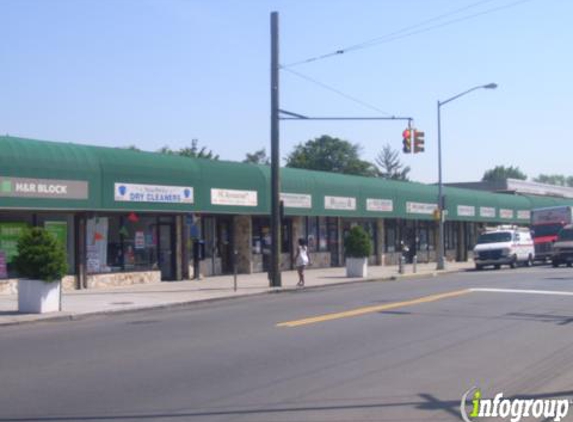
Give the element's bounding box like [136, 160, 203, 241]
[344, 226, 372, 258]
[285, 135, 377, 177]
[375, 143, 410, 181]
[482, 165, 527, 182]
[158, 139, 219, 160]
[243, 148, 270, 165]
[14, 227, 68, 283]
[533, 174, 573, 187]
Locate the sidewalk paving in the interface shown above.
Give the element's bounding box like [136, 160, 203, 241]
[0, 261, 473, 326]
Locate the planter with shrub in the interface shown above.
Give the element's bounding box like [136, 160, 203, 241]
[344, 226, 372, 278]
[14, 227, 68, 314]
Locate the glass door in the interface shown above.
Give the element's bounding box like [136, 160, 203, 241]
[158, 224, 175, 280]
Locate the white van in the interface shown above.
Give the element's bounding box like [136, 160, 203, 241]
[473, 226, 535, 270]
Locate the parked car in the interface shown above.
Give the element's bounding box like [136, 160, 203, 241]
[551, 225, 573, 267]
[474, 226, 535, 270]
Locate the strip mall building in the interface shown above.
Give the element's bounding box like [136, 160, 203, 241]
[0, 136, 570, 293]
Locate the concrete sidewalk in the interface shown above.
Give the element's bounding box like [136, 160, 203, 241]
[0, 261, 473, 326]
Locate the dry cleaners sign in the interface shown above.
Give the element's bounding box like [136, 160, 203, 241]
[115, 183, 194, 204]
[0, 176, 88, 199]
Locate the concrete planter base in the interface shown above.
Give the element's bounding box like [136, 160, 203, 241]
[18, 279, 61, 314]
[346, 257, 368, 278]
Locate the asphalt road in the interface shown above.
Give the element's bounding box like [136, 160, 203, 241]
[3, 266, 573, 421]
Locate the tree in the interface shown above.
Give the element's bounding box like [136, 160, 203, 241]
[375, 143, 410, 181]
[482, 165, 527, 182]
[158, 139, 219, 160]
[533, 174, 573, 187]
[243, 148, 270, 165]
[122, 145, 141, 151]
[285, 135, 378, 177]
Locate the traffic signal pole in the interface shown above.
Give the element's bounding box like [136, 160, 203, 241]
[270, 12, 417, 287]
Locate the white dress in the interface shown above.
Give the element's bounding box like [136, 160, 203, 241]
[296, 245, 309, 267]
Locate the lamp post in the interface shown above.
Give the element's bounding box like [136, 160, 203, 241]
[436, 83, 497, 270]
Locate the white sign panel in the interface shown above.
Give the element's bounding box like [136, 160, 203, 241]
[406, 201, 437, 215]
[324, 196, 356, 211]
[500, 209, 514, 219]
[115, 183, 193, 204]
[517, 210, 531, 220]
[280, 193, 312, 209]
[211, 188, 258, 207]
[366, 198, 393, 212]
[480, 207, 496, 218]
[457, 205, 476, 217]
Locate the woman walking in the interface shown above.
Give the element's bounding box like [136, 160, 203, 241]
[295, 238, 310, 287]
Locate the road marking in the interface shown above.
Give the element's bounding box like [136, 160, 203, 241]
[471, 288, 573, 296]
[276, 289, 471, 328]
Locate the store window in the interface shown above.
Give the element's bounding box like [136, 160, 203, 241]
[87, 214, 159, 274]
[384, 219, 398, 253]
[307, 217, 318, 252]
[318, 217, 328, 252]
[252, 217, 290, 254]
[0, 212, 75, 279]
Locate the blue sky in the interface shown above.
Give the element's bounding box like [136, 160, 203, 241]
[1, 0, 571, 183]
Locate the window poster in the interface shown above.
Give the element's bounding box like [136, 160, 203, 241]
[86, 217, 109, 273]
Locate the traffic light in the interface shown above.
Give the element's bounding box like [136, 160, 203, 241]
[402, 129, 412, 153]
[414, 130, 425, 153]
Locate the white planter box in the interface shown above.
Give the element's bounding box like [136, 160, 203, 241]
[18, 279, 61, 314]
[346, 257, 368, 278]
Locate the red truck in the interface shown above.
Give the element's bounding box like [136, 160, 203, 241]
[530, 206, 573, 262]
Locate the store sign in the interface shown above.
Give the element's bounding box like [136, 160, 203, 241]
[406, 201, 437, 215]
[517, 210, 531, 220]
[0, 176, 88, 199]
[366, 198, 393, 212]
[324, 196, 356, 211]
[500, 209, 514, 219]
[114, 183, 193, 204]
[211, 188, 258, 207]
[457, 205, 476, 217]
[280, 193, 312, 209]
[480, 207, 496, 218]
[0, 222, 28, 263]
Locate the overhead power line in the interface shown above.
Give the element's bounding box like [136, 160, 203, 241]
[283, 0, 533, 68]
[282, 67, 393, 116]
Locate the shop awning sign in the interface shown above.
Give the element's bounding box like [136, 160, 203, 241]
[324, 196, 356, 211]
[480, 207, 496, 218]
[366, 198, 393, 212]
[211, 188, 258, 207]
[0, 176, 88, 199]
[406, 201, 437, 215]
[114, 183, 194, 204]
[280, 193, 312, 209]
[457, 205, 476, 217]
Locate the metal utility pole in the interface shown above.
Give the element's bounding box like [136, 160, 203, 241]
[436, 83, 497, 270]
[270, 12, 281, 287]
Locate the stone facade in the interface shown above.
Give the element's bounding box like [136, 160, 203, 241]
[308, 251, 331, 268]
[1, 275, 78, 295]
[234, 215, 252, 274]
[86, 271, 161, 289]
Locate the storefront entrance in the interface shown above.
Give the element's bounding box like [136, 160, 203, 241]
[158, 223, 175, 280]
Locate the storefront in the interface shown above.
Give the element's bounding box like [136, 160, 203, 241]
[0, 135, 547, 292]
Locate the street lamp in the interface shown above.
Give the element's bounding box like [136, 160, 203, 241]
[436, 83, 497, 270]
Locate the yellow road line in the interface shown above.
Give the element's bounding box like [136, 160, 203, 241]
[277, 289, 471, 328]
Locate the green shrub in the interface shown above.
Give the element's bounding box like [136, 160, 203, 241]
[13, 227, 68, 283]
[344, 226, 372, 258]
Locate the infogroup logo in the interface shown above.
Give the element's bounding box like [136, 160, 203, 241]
[460, 387, 570, 422]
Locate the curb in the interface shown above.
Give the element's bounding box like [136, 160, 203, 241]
[0, 267, 469, 328]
